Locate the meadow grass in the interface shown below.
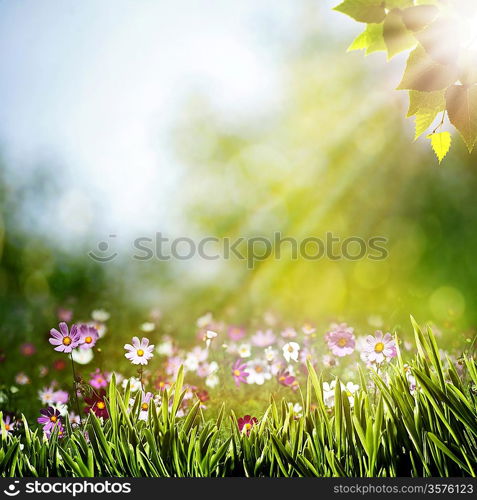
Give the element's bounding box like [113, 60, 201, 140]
[1, 320, 476, 477]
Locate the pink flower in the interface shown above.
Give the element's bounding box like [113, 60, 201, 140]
[227, 326, 246, 342]
[281, 327, 297, 339]
[89, 369, 108, 389]
[78, 324, 99, 349]
[231, 359, 249, 387]
[20, 342, 36, 357]
[53, 390, 69, 404]
[325, 323, 355, 357]
[124, 337, 154, 365]
[165, 356, 183, 378]
[251, 329, 276, 347]
[277, 370, 298, 391]
[49, 323, 81, 353]
[237, 415, 258, 436]
[37, 407, 62, 433]
[57, 308, 73, 322]
[362, 331, 396, 364]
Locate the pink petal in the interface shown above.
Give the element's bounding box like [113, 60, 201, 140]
[59, 322, 69, 336]
[132, 337, 140, 348]
[140, 338, 150, 349]
[50, 329, 62, 339]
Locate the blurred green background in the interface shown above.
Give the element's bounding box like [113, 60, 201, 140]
[1, 0, 476, 367]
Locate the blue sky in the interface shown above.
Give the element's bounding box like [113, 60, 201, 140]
[0, 1, 346, 244]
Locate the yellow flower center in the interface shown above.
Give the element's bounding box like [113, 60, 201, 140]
[141, 403, 149, 411]
[255, 365, 263, 373]
[85, 336, 93, 344]
[158, 381, 165, 388]
[97, 401, 106, 410]
[244, 423, 252, 431]
[233, 369, 241, 376]
[338, 338, 347, 347]
[5, 424, 11, 431]
[63, 336, 72, 346]
[50, 416, 57, 423]
[374, 342, 385, 353]
[137, 349, 144, 357]
[288, 345, 294, 352]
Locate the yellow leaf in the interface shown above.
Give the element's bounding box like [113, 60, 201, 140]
[427, 132, 451, 164]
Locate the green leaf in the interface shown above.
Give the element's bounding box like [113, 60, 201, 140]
[385, 0, 413, 7]
[427, 132, 451, 163]
[414, 110, 438, 140]
[401, 5, 438, 32]
[383, 9, 416, 60]
[427, 433, 473, 475]
[446, 84, 477, 153]
[334, 0, 386, 24]
[407, 89, 445, 117]
[348, 23, 386, 55]
[397, 45, 458, 92]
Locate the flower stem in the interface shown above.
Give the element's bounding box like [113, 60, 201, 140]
[138, 367, 144, 393]
[70, 352, 83, 426]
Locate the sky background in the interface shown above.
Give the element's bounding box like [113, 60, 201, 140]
[0, 0, 353, 245]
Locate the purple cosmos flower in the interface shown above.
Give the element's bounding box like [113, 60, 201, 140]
[138, 392, 154, 420]
[2, 415, 15, 433]
[78, 324, 99, 349]
[89, 369, 108, 389]
[37, 407, 62, 432]
[362, 331, 397, 364]
[277, 369, 298, 390]
[227, 326, 246, 342]
[325, 323, 355, 357]
[49, 323, 81, 353]
[232, 359, 249, 387]
[251, 329, 276, 347]
[44, 419, 65, 439]
[124, 337, 154, 365]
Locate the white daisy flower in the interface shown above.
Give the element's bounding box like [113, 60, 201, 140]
[238, 343, 251, 358]
[124, 337, 154, 365]
[282, 342, 300, 362]
[156, 338, 174, 357]
[205, 373, 219, 388]
[264, 346, 277, 362]
[122, 377, 142, 393]
[246, 360, 271, 385]
[288, 402, 303, 417]
[91, 309, 110, 322]
[140, 322, 155, 333]
[197, 312, 213, 328]
[72, 348, 94, 365]
[322, 381, 337, 407]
